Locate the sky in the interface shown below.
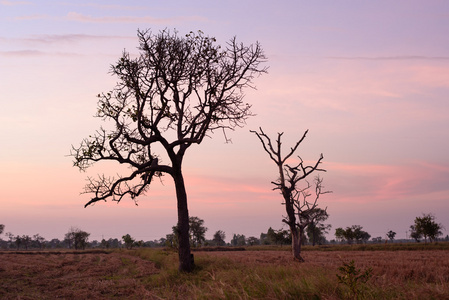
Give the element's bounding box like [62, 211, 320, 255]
[1, 0, 448, 243]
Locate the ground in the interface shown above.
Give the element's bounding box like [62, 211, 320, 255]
[1, 247, 448, 299]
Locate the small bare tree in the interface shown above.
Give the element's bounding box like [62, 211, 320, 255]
[251, 127, 329, 261]
[71, 29, 266, 272]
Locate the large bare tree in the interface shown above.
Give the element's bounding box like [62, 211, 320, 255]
[251, 128, 329, 261]
[71, 29, 267, 272]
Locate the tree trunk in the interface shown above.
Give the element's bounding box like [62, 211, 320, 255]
[173, 171, 193, 272]
[290, 226, 305, 262]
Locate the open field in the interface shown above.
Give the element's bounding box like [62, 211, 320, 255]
[1, 245, 449, 299]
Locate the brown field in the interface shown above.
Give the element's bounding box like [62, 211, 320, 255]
[1, 248, 449, 299]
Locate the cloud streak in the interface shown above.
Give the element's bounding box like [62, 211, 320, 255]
[60, 2, 145, 11]
[0, 0, 31, 5]
[0, 50, 45, 56]
[65, 12, 207, 24]
[0, 34, 138, 57]
[19, 34, 134, 44]
[327, 55, 449, 61]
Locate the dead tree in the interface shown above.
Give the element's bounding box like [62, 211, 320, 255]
[251, 127, 330, 261]
[71, 29, 267, 272]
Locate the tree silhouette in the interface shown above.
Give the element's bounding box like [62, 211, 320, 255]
[386, 230, 396, 242]
[213, 230, 226, 246]
[251, 128, 329, 261]
[306, 208, 331, 246]
[409, 224, 422, 242]
[122, 234, 136, 249]
[65, 227, 90, 250]
[335, 225, 370, 244]
[71, 29, 266, 272]
[188, 216, 207, 247]
[412, 213, 443, 243]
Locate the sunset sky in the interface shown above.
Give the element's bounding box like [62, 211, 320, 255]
[1, 0, 448, 243]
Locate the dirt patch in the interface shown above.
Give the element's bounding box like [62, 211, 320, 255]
[0, 251, 159, 299]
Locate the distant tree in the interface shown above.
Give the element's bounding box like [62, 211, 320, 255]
[386, 230, 396, 242]
[213, 230, 226, 246]
[372, 237, 382, 243]
[100, 238, 110, 249]
[231, 234, 246, 246]
[65, 227, 90, 250]
[75, 231, 90, 250]
[89, 240, 100, 248]
[33, 234, 46, 249]
[0, 224, 4, 235]
[352, 225, 371, 244]
[335, 228, 346, 243]
[277, 229, 292, 245]
[259, 232, 269, 245]
[246, 236, 260, 246]
[108, 238, 121, 248]
[122, 234, 136, 249]
[360, 231, 371, 243]
[266, 227, 276, 244]
[335, 226, 370, 244]
[157, 237, 167, 247]
[166, 233, 178, 249]
[335, 227, 354, 244]
[409, 224, 422, 242]
[5, 232, 14, 249]
[307, 222, 331, 246]
[189, 217, 207, 247]
[251, 128, 330, 261]
[14, 235, 22, 249]
[47, 238, 63, 249]
[413, 213, 443, 243]
[172, 216, 207, 248]
[71, 29, 267, 272]
[13, 235, 31, 250]
[306, 208, 331, 246]
[264, 227, 291, 245]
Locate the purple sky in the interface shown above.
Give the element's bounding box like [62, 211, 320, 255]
[1, 0, 448, 243]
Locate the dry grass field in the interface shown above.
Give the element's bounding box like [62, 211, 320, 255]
[1, 246, 448, 299]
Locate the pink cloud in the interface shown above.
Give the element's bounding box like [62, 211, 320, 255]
[326, 161, 449, 203]
[184, 174, 274, 203]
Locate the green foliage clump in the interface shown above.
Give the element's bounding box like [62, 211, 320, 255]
[336, 259, 373, 299]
